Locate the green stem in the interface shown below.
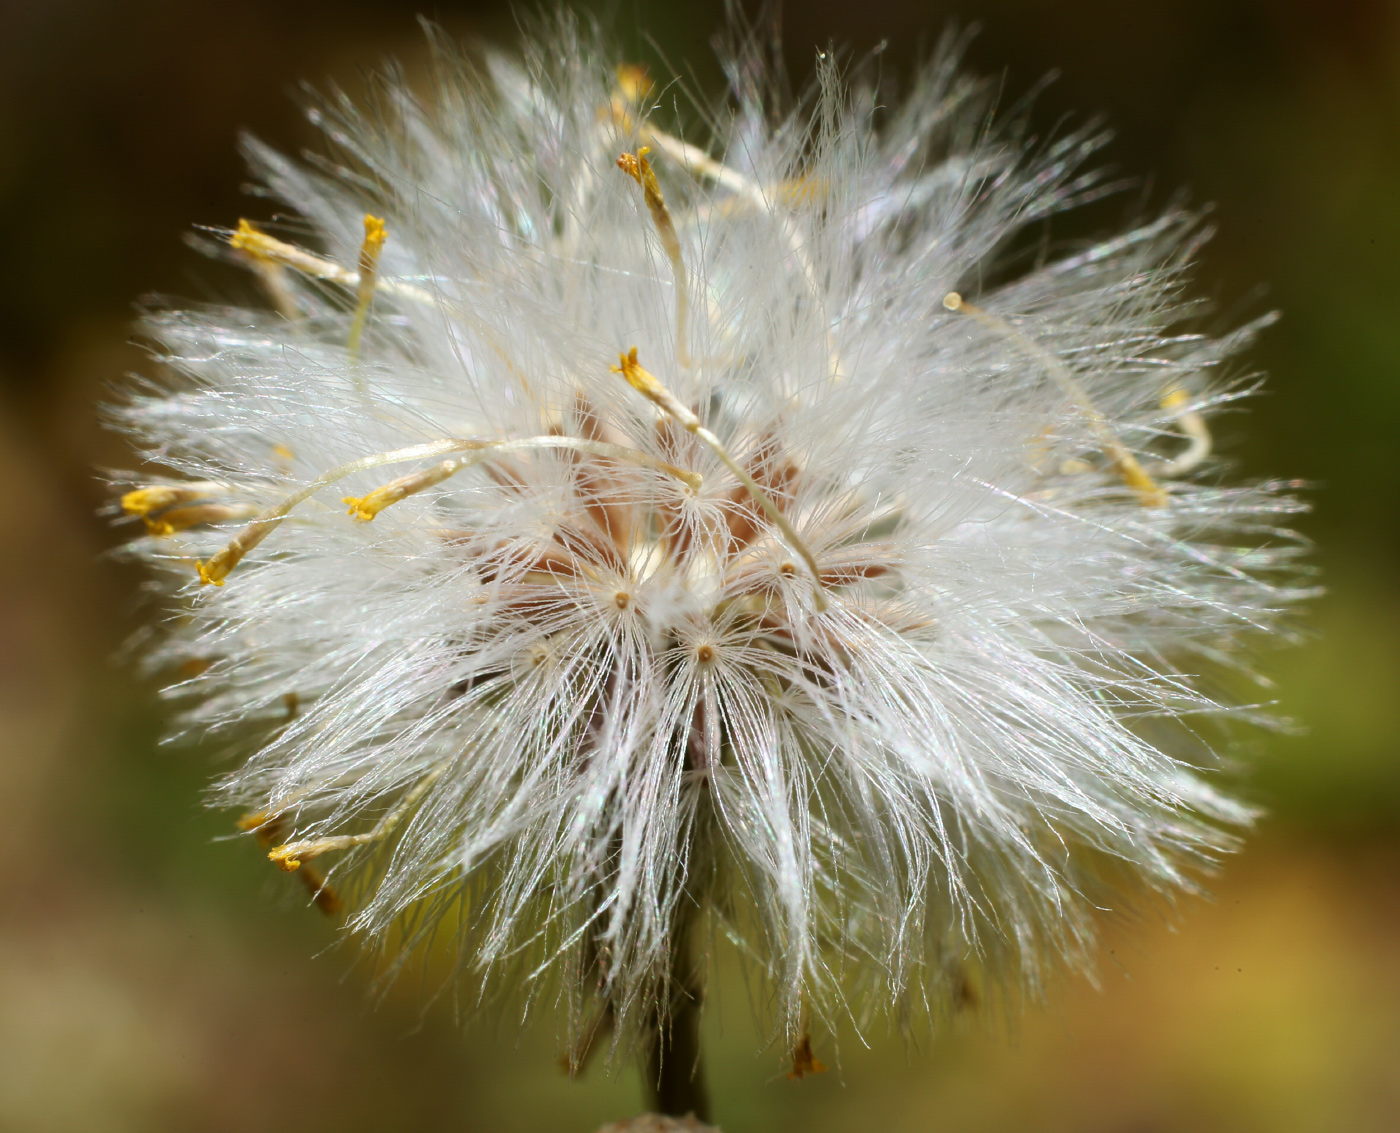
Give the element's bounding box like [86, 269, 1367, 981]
[644, 924, 710, 1122]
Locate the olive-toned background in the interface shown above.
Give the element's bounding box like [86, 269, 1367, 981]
[1, 1, 1396, 1130]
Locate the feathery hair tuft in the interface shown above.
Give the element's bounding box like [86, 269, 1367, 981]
[114, 12, 1308, 1057]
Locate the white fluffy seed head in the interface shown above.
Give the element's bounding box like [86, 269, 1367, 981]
[114, 14, 1309, 1052]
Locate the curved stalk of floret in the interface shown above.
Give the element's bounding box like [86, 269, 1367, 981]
[231, 217, 551, 406]
[1155, 386, 1213, 475]
[267, 761, 449, 872]
[643, 126, 846, 382]
[195, 435, 702, 586]
[227, 222, 302, 319]
[612, 346, 829, 610]
[142, 503, 260, 537]
[236, 809, 342, 915]
[617, 148, 691, 368]
[342, 457, 465, 521]
[943, 291, 1168, 506]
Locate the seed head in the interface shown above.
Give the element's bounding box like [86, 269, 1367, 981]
[114, 15, 1309, 1053]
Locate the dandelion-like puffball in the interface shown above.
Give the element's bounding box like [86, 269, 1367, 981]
[116, 14, 1306, 1078]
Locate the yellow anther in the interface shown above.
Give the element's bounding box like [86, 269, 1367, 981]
[616, 147, 646, 187]
[236, 810, 270, 833]
[613, 345, 657, 397]
[615, 64, 653, 102]
[347, 214, 388, 357]
[194, 515, 280, 586]
[342, 457, 463, 522]
[229, 218, 270, 256]
[612, 347, 699, 428]
[123, 485, 199, 517]
[269, 849, 302, 872]
[195, 544, 242, 586]
[196, 560, 227, 587]
[361, 214, 387, 255]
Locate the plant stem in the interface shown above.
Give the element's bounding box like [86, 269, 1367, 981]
[645, 921, 710, 1121]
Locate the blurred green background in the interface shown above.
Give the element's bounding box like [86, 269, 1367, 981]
[1, 0, 1397, 1129]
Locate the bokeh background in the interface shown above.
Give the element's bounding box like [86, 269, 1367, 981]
[1, 0, 1397, 1129]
